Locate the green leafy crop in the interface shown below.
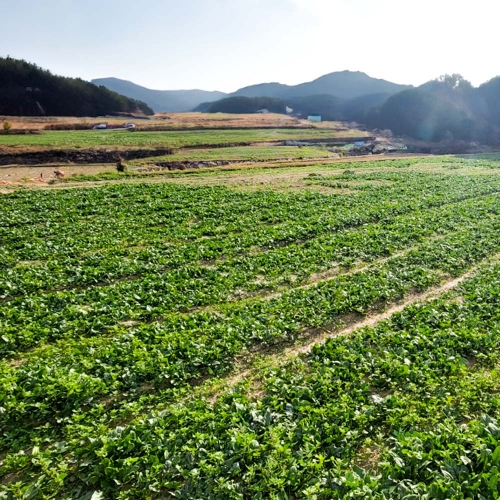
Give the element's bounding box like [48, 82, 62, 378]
[2, 159, 500, 498]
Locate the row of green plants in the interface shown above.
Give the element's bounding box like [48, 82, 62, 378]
[2, 190, 500, 359]
[3, 260, 500, 498]
[59, 154, 500, 184]
[3, 171, 500, 296]
[3, 163, 500, 498]
[0, 128, 345, 149]
[3, 172, 500, 364]
[2, 209, 500, 454]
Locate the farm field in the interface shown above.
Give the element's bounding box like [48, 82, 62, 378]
[151, 145, 335, 162]
[1, 112, 341, 131]
[0, 145, 337, 186]
[47, 155, 500, 185]
[0, 127, 367, 151]
[2, 155, 500, 498]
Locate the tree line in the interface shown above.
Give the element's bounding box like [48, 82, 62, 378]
[367, 75, 500, 144]
[199, 74, 500, 145]
[0, 57, 153, 117]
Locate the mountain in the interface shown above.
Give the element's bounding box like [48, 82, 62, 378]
[0, 58, 153, 117]
[476, 76, 500, 125]
[92, 72, 410, 113]
[91, 78, 227, 113]
[232, 71, 411, 100]
[366, 74, 500, 144]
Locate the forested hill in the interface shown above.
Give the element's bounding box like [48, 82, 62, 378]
[366, 74, 500, 144]
[0, 58, 154, 116]
[196, 93, 390, 122]
[92, 78, 227, 113]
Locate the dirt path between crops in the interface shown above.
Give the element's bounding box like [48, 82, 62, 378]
[211, 258, 498, 403]
[226, 233, 447, 305]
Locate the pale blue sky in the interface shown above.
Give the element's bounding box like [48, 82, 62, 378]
[2, 0, 498, 92]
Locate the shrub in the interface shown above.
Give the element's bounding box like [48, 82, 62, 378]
[116, 157, 128, 172]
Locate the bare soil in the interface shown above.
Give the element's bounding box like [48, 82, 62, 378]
[0, 154, 419, 188]
[0, 164, 116, 185]
[1, 113, 347, 131]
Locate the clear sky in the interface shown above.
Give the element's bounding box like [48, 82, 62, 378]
[2, 0, 498, 92]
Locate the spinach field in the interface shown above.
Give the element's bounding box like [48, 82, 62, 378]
[2, 159, 500, 499]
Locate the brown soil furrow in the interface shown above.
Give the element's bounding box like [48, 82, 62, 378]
[226, 233, 447, 304]
[183, 246, 415, 316]
[0, 242, 433, 366]
[291, 271, 472, 356]
[212, 262, 490, 402]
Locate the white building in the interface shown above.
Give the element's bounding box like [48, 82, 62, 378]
[308, 115, 322, 123]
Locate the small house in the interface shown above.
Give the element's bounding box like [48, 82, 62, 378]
[308, 115, 322, 122]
